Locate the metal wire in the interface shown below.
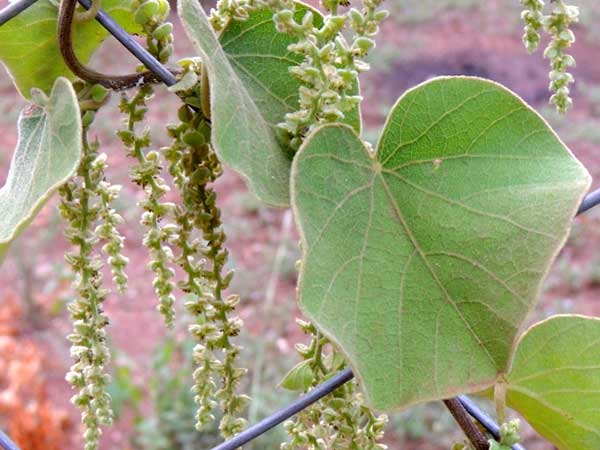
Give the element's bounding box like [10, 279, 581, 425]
[0, 428, 19, 450]
[76, 0, 176, 86]
[578, 187, 600, 215]
[212, 368, 354, 450]
[0, 2, 600, 450]
[458, 396, 526, 450]
[0, 0, 176, 85]
[0, 0, 39, 26]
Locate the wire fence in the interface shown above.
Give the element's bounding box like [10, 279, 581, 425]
[0, 0, 599, 449]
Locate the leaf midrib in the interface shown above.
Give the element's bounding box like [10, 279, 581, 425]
[377, 172, 499, 369]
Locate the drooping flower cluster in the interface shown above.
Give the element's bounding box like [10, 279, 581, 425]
[544, 1, 579, 113]
[119, 0, 178, 326]
[281, 320, 388, 450]
[117, 1, 248, 436]
[95, 161, 129, 294]
[131, 0, 174, 64]
[520, 0, 545, 53]
[164, 60, 249, 438]
[119, 88, 178, 327]
[210, 0, 388, 149]
[59, 83, 128, 450]
[273, 0, 389, 149]
[520, 0, 579, 113]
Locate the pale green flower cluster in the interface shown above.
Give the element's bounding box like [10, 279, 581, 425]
[164, 61, 249, 438]
[520, 0, 579, 113]
[489, 419, 521, 450]
[119, 0, 178, 326]
[131, 0, 174, 64]
[211, 0, 388, 149]
[59, 85, 128, 450]
[282, 320, 388, 450]
[94, 156, 129, 294]
[119, 87, 178, 327]
[520, 0, 544, 53]
[273, 0, 388, 149]
[544, 1, 579, 113]
[210, 0, 259, 28]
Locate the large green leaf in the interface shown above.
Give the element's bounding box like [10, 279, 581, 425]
[506, 315, 600, 450]
[179, 0, 360, 206]
[0, 77, 82, 264]
[291, 76, 591, 411]
[0, 0, 140, 98]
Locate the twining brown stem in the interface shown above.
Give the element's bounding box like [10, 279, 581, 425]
[443, 398, 489, 450]
[74, 0, 101, 22]
[57, 0, 165, 90]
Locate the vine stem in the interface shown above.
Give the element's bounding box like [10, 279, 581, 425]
[443, 398, 489, 450]
[57, 0, 177, 89]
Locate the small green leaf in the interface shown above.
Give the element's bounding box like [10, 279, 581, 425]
[168, 70, 199, 93]
[489, 441, 511, 450]
[451, 444, 469, 450]
[506, 315, 600, 450]
[291, 77, 591, 411]
[0, 78, 82, 264]
[279, 360, 315, 392]
[90, 84, 109, 103]
[178, 0, 360, 206]
[0, 0, 141, 98]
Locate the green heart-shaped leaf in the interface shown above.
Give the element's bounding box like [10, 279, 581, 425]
[291, 76, 591, 411]
[0, 77, 82, 264]
[179, 0, 360, 206]
[280, 360, 315, 392]
[506, 315, 600, 450]
[0, 0, 140, 98]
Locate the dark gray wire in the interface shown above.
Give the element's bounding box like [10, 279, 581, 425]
[577, 187, 600, 215]
[0, 0, 39, 26]
[0, 428, 19, 450]
[0, 0, 176, 86]
[76, 0, 176, 86]
[458, 395, 526, 450]
[211, 368, 354, 450]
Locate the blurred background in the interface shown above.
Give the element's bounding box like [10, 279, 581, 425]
[1, 0, 599, 449]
